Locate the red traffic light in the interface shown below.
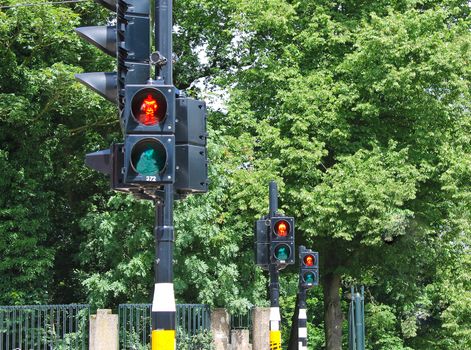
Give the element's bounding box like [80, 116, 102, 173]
[303, 254, 315, 267]
[131, 88, 167, 126]
[139, 94, 159, 125]
[274, 220, 289, 237]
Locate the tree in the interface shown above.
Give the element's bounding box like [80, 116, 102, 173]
[204, 1, 470, 348]
[0, 0, 119, 304]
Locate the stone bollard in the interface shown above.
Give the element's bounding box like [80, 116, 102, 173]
[230, 329, 252, 350]
[89, 309, 119, 350]
[211, 308, 231, 350]
[251, 307, 270, 350]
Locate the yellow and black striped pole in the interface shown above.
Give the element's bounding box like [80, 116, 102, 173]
[151, 0, 176, 348]
[269, 307, 282, 349]
[268, 181, 282, 350]
[269, 264, 282, 350]
[152, 187, 176, 350]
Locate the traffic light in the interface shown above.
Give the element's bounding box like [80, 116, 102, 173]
[122, 81, 176, 185]
[79, 1, 207, 196]
[270, 216, 295, 265]
[299, 246, 319, 288]
[175, 97, 208, 193]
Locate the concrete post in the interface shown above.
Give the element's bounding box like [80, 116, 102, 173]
[89, 309, 119, 350]
[230, 329, 252, 350]
[252, 307, 270, 350]
[211, 308, 230, 350]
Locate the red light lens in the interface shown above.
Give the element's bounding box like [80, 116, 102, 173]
[304, 254, 315, 267]
[138, 94, 159, 125]
[275, 220, 289, 237]
[131, 88, 167, 126]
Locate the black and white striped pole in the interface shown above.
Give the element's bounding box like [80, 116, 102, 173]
[297, 289, 308, 350]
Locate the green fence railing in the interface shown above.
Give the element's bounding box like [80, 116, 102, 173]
[230, 308, 253, 345]
[118, 303, 211, 349]
[0, 304, 90, 350]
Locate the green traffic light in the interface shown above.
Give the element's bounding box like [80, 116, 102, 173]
[136, 148, 159, 175]
[131, 139, 167, 176]
[274, 244, 290, 261]
[303, 272, 316, 284]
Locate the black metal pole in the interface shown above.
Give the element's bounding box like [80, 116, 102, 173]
[268, 181, 280, 309]
[269, 180, 278, 218]
[155, 0, 172, 83]
[268, 181, 282, 349]
[151, 187, 176, 348]
[152, 1, 176, 349]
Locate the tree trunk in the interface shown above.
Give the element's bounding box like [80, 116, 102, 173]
[323, 272, 342, 350]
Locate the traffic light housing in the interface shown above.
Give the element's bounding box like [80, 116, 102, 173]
[122, 84, 176, 133]
[270, 216, 295, 266]
[122, 81, 176, 186]
[254, 219, 270, 270]
[175, 97, 208, 193]
[78, 1, 154, 193]
[79, 1, 207, 198]
[299, 246, 319, 288]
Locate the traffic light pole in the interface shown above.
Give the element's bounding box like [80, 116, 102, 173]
[152, 1, 176, 349]
[152, 186, 176, 349]
[297, 288, 308, 350]
[269, 181, 282, 349]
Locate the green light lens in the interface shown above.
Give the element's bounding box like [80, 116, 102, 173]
[274, 244, 290, 261]
[131, 139, 167, 176]
[303, 272, 316, 284]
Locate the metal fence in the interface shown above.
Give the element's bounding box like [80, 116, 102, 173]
[230, 309, 252, 330]
[230, 308, 252, 344]
[119, 304, 211, 349]
[0, 304, 90, 350]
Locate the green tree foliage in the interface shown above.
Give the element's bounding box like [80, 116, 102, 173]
[0, 0, 118, 304]
[197, 0, 471, 348]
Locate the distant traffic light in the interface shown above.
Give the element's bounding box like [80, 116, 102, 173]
[270, 216, 295, 265]
[299, 246, 319, 288]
